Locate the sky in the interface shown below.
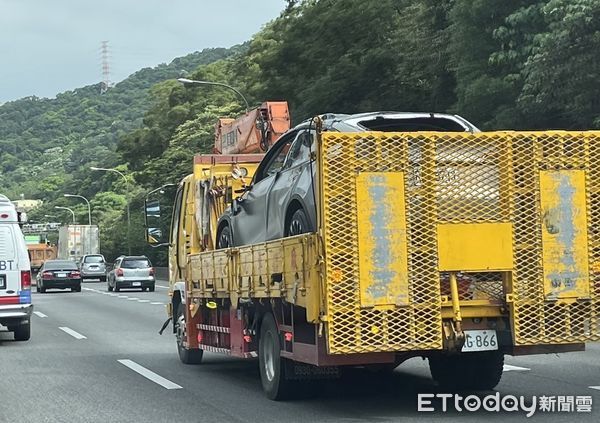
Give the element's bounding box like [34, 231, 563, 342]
[0, 0, 285, 103]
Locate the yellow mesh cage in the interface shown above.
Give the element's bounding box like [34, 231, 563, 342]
[318, 131, 600, 354]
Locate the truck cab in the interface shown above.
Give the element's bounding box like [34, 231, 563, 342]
[0, 194, 33, 341]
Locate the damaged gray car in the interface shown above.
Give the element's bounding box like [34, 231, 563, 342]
[215, 111, 479, 248]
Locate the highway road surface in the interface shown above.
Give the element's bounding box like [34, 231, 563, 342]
[1, 280, 598, 423]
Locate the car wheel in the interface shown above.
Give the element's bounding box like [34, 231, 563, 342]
[108, 283, 113, 292]
[149, 284, 155, 292]
[216, 225, 233, 249]
[40, 282, 46, 294]
[176, 303, 203, 364]
[36, 283, 40, 293]
[14, 322, 31, 341]
[287, 208, 311, 237]
[73, 284, 81, 292]
[114, 284, 120, 292]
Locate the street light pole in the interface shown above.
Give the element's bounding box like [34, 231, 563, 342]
[64, 194, 91, 225]
[177, 78, 250, 113]
[91, 167, 131, 255]
[54, 206, 76, 224]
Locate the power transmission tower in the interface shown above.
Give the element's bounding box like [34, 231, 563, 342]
[100, 41, 112, 94]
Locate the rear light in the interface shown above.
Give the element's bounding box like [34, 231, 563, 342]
[20, 271, 31, 290]
[42, 271, 54, 280]
[116, 268, 124, 277]
[149, 267, 155, 276]
[69, 271, 81, 278]
[0, 213, 8, 219]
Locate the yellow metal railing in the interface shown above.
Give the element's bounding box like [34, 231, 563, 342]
[318, 131, 600, 354]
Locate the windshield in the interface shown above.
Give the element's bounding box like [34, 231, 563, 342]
[84, 255, 104, 263]
[358, 117, 469, 132]
[44, 261, 78, 270]
[121, 259, 150, 269]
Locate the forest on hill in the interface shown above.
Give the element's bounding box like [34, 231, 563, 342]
[5, 0, 600, 263]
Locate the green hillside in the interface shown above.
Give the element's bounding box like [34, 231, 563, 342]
[0, 46, 239, 199]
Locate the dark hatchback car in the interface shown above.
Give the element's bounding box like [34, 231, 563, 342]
[36, 260, 82, 293]
[216, 111, 479, 248]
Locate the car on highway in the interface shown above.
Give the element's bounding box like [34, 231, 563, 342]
[107, 255, 155, 292]
[79, 254, 107, 282]
[0, 194, 33, 341]
[215, 112, 479, 248]
[36, 260, 82, 293]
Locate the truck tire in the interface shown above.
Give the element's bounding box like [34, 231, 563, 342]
[429, 350, 504, 391]
[259, 313, 298, 400]
[176, 303, 203, 364]
[14, 322, 31, 341]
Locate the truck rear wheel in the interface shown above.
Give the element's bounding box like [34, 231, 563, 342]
[176, 303, 203, 364]
[259, 313, 299, 400]
[428, 350, 504, 391]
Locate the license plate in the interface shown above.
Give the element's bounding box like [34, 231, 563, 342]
[0, 275, 5, 289]
[462, 330, 498, 352]
[57, 273, 67, 278]
[132, 282, 141, 286]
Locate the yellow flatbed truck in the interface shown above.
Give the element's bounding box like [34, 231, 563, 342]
[146, 126, 600, 400]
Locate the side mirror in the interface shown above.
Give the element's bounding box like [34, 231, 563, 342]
[234, 184, 252, 195]
[144, 197, 169, 248]
[146, 227, 163, 245]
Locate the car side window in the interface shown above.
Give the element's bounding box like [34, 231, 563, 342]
[254, 132, 297, 183]
[283, 130, 314, 170]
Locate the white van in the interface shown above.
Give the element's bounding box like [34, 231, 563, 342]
[0, 194, 32, 341]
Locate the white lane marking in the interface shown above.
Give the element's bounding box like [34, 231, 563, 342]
[151, 302, 164, 305]
[117, 359, 182, 390]
[33, 311, 47, 318]
[118, 295, 129, 299]
[109, 294, 118, 297]
[82, 287, 94, 291]
[137, 299, 150, 303]
[59, 327, 87, 339]
[156, 285, 169, 289]
[590, 386, 600, 391]
[127, 297, 140, 301]
[503, 364, 530, 372]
